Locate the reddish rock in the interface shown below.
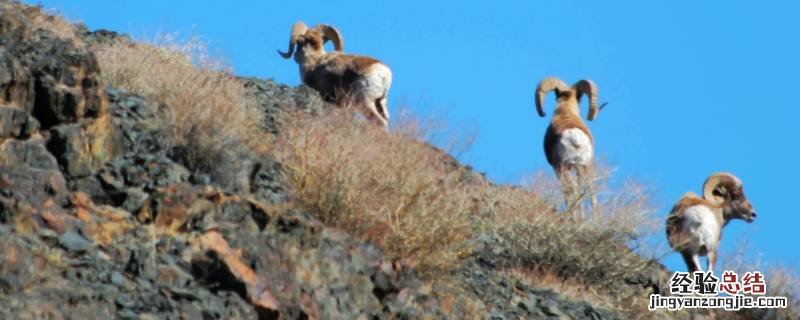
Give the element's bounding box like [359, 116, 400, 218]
[195, 231, 280, 312]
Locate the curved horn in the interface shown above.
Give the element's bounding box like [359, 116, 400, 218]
[278, 21, 308, 59]
[315, 24, 344, 51]
[702, 172, 742, 205]
[573, 79, 599, 121]
[535, 77, 568, 118]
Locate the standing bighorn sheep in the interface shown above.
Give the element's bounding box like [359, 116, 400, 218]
[535, 77, 601, 214]
[278, 21, 392, 128]
[666, 173, 757, 273]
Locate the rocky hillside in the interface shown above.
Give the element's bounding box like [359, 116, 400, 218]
[2, 1, 795, 319]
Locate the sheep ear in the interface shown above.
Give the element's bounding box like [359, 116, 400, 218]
[710, 185, 730, 205]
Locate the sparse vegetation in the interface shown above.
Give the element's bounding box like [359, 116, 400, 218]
[277, 109, 477, 272]
[93, 35, 269, 184]
[277, 107, 661, 288]
[481, 175, 659, 284]
[719, 245, 800, 319]
[21, 5, 79, 41]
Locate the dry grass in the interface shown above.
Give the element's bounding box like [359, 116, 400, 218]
[20, 4, 80, 42]
[277, 106, 664, 295]
[276, 109, 478, 273]
[508, 265, 684, 319]
[761, 267, 800, 319]
[716, 244, 800, 319]
[482, 170, 660, 287]
[505, 267, 612, 306]
[93, 35, 269, 183]
[477, 172, 671, 318]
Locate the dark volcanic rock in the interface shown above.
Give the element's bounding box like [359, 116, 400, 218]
[0, 136, 71, 226]
[0, 107, 38, 139]
[245, 156, 288, 204]
[80, 28, 129, 46]
[0, 12, 34, 111]
[240, 77, 329, 134]
[459, 260, 620, 320]
[58, 230, 92, 252]
[24, 30, 106, 128]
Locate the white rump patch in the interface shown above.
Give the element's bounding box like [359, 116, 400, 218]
[681, 205, 720, 255]
[555, 128, 593, 166]
[354, 64, 392, 102]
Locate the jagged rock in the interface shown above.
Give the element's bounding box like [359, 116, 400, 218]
[240, 77, 329, 134]
[23, 30, 106, 128]
[80, 28, 129, 46]
[46, 114, 121, 178]
[0, 233, 48, 294]
[0, 106, 38, 139]
[192, 230, 280, 315]
[104, 87, 169, 156]
[248, 156, 288, 204]
[67, 87, 178, 207]
[58, 230, 92, 252]
[0, 137, 71, 226]
[458, 260, 621, 320]
[0, 8, 34, 111]
[0, 137, 58, 170]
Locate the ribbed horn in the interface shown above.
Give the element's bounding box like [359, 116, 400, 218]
[315, 24, 344, 51]
[278, 21, 308, 59]
[702, 172, 742, 206]
[573, 79, 599, 121]
[535, 77, 568, 117]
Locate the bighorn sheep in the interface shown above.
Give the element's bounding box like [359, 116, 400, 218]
[666, 173, 757, 273]
[278, 21, 392, 128]
[535, 77, 600, 214]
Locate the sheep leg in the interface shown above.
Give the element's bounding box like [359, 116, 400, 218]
[707, 249, 717, 274]
[358, 96, 387, 130]
[374, 92, 390, 130]
[555, 165, 570, 201]
[681, 251, 702, 273]
[557, 165, 582, 219]
[576, 164, 598, 216]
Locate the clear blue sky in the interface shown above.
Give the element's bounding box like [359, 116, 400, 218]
[32, 0, 799, 274]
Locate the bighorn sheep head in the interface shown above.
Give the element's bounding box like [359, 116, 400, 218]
[278, 21, 344, 61]
[535, 77, 599, 121]
[703, 172, 757, 222]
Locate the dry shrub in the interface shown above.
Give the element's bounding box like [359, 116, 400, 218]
[277, 105, 666, 307]
[716, 244, 800, 319]
[473, 168, 669, 318]
[482, 170, 660, 287]
[389, 108, 477, 159]
[760, 267, 800, 319]
[505, 267, 612, 307]
[277, 109, 479, 272]
[93, 35, 268, 183]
